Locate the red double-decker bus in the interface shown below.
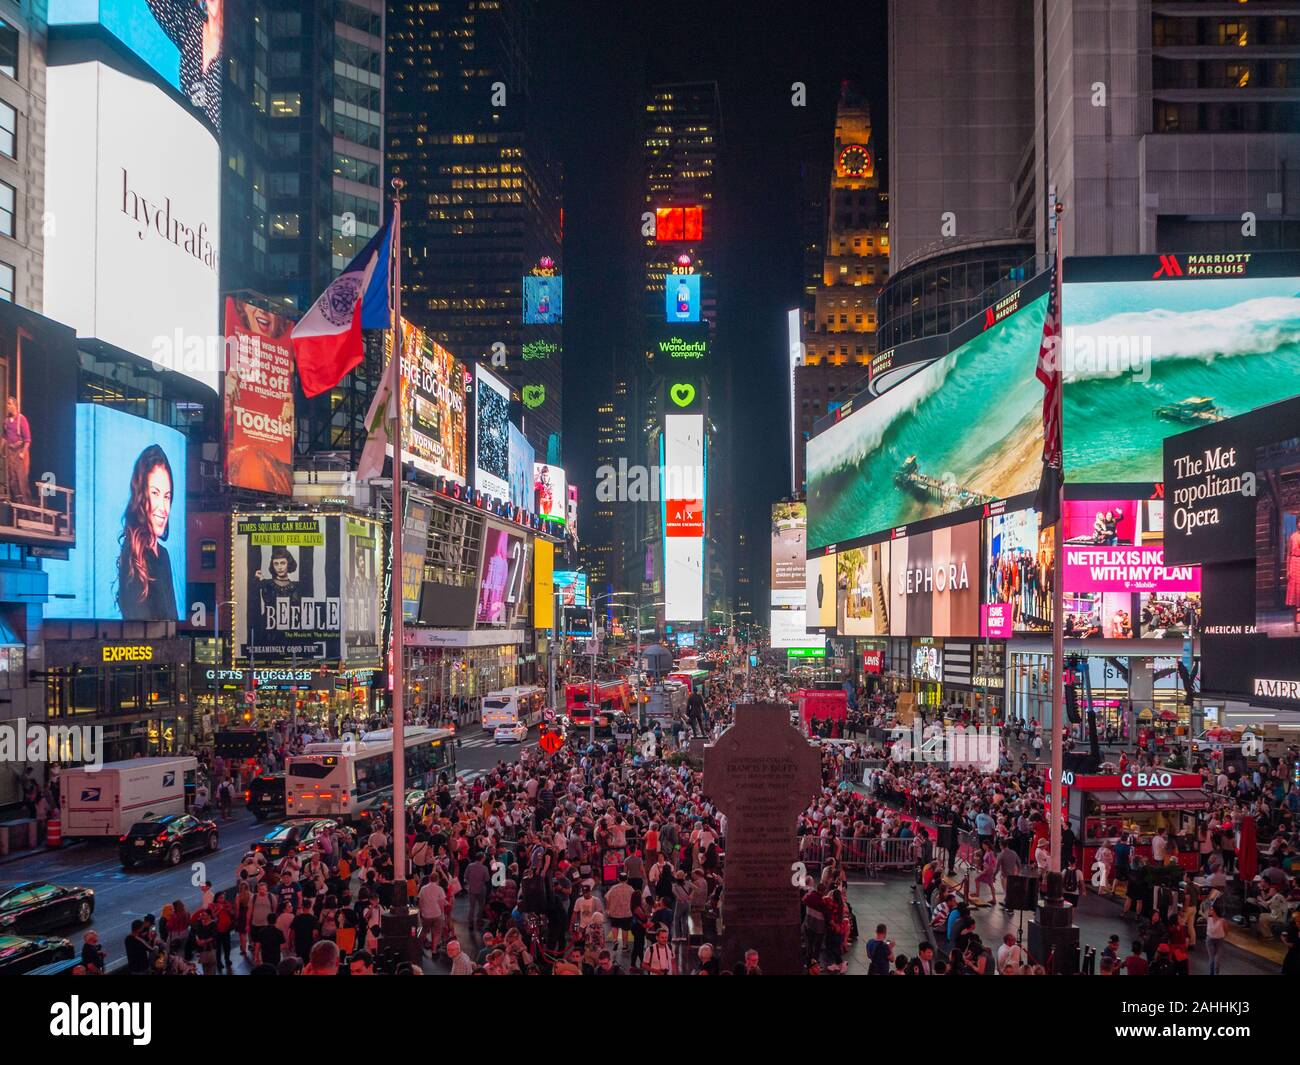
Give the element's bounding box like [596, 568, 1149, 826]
[564, 680, 632, 732]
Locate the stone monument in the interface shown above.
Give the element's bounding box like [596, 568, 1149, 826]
[703, 702, 821, 975]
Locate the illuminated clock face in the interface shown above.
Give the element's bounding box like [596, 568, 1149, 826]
[838, 144, 871, 177]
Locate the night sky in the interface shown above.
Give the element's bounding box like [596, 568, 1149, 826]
[534, 0, 888, 570]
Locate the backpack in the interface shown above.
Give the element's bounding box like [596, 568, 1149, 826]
[866, 938, 890, 974]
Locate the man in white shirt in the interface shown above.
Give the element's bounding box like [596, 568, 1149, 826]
[1151, 827, 1169, 864]
[997, 933, 1028, 974]
[417, 876, 447, 951]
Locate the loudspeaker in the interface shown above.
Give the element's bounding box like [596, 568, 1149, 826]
[1005, 873, 1039, 911]
[1028, 919, 1080, 974]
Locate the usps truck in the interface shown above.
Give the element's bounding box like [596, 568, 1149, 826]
[60, 757, 198, 838]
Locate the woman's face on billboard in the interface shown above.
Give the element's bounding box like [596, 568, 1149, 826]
[146, 464, 172, 540]
[272, 556, 290, 578]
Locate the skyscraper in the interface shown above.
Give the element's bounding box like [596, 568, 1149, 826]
[221, 0, 387, 461]
[794, 83, 889, 492]
[634, 81, 725, 621]
[386, 0, 563, 461]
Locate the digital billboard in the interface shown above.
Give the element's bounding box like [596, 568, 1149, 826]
[44, 61, 220, 391]
[1062, 254, 1300, 486]
[508, 423, 535, 512]
[665, 274, 701, 323]
[381, 320, 469, 483]
[554, 570, 588, 608]
[805, 552, 836, 630]
[770, 501, 806, 607]
[0, 302, 80, 549]
[476, 524, 527, 625]
[807, 288, 1048, 549]
[45, 405, 187, 621]
[533, 538, 554, 630]
[662, 413, 705, 621]
[655, 206, 703, 242]
[836, 542, 890, 636]
[474, 364, 510, 501]
[401, 495, 432, 623]
[1256, 433, 1300, 639]
[984, 508, 1052, 634]
[533, 463, 567, 525]
[223, 298, 294, 495]
[653, 327, 709, 366]
[887, 521, 982, 638]
[522, 275, 563, 325]
[232, 513, 380, 666]
[50, 0, 224, 130]
[770, 608, 824, 650]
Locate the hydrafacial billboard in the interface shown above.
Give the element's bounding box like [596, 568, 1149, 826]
[44, 61, 220, 391]
[46, 405, 187, 620]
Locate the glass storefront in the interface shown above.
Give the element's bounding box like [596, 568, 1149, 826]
[403, 644, 531, 711]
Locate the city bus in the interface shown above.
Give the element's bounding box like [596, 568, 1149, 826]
[564, 679, 632, 733]
[666, 669, 712, 700]
[480, 686, 548, 731]
[284, 726, 455, 823]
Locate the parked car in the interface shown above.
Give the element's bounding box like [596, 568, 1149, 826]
[252, 818, 342, 862]
[0, 882, 95, 934]
[493, 722, 529, 744]
[0, 934, 75, 975]
[119, 814, 219, 869]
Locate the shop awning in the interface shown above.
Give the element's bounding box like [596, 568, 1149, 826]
[1091, 789, 1213, 812]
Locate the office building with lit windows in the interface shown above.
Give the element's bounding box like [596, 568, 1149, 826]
[386, 0, 563, 462]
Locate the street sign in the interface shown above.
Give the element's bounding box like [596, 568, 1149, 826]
[543, 707, 556, 722]
[539, 730, 563, 755]
[787, 647, 826, 659]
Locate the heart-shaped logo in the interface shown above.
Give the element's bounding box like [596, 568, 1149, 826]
[522, 384, 545, 408]
[670, 382, 696, 408]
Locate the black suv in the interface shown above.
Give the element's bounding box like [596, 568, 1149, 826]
[119, 814, 219, 869]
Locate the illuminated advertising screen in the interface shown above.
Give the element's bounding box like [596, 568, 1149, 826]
[770, 608, 824, 650]
[806, 552, 836, 630]
[522, 275, 563, 325]
[401, 495, 432, 623]
[533, 538, 554, 630]
[476, 524, 527, 625]
[50, 0, 224, 130]
[0, 302, 80, 549]
[807, 288, 1049, 549]
[44, 61, 220, 391]
[655, 206, 703, 242]
[341, 517, 382, 667]
[45, 405, 187, 620]
[662, 413, 705, 621]
[836, 542, 890, 636]
[232, 513, 380, 665]
[1256, 433, 1300, 639]
[474, 364, 510, 501]
[508, 423, 535, 512]
[379, 320, 469, 483]
[223, 298, 294, 495]
[771, 501, 807, 606]
[554, 570, 588, 608]
[653, 326, 709, 366]
[888, 521, 982, 638]
[1062, 253, 1300, 486]
[913, 644, 942, 682]
[664, 274, 701, 323]
[533, 463, 567, 525]
[984, 508, 1053, 634]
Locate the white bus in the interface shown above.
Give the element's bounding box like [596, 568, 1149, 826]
[480, 686, 547, 731]
[284, 726, 455, 822]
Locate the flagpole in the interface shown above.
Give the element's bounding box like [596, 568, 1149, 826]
[1049, 206, 1066, 875]
[388, 178, 408, 902]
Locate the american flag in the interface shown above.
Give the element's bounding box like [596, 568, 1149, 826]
[1033, 267, 1062, 526]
